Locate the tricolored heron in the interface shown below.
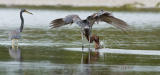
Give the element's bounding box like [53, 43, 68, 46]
[8, 9, 33, 48]
[50, 10, 128, 50]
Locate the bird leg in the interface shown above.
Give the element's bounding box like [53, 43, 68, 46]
[88, 26, 92, 63]
[81, 52, 84, 64]
[88, 48, 91, 64]
[88, 26, 92, 50]
[80, 52, 84, 72]
[16, 39, 19, 49]
[12, 39, 15, 49]
[80, 27, 84, 51]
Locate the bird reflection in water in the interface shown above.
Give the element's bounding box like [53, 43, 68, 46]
[9, 47, 22, 61]
[8, 47, 23, 75]
[84, 49, 100, 64]
[79, 48, 100, 75]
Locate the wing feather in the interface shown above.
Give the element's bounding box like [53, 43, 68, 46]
[87, 11, 129, 31]
[50, 18, 65, 28]
[100, 13, 129, 30]
[50, 15, 81, 28]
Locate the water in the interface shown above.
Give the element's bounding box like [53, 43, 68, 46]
[1, 46, 160, 75]
[0, 8, 160, 75]
[65, 48, 160, 55]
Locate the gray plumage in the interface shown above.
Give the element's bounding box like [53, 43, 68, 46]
[86, 10, 129, 31]
[8, 9, 32, 40]
[87, 10, 129, 31]
[8, 9, 32, 48]
[50, 10, 129, 50]
[8, 29, 21, 40]
[9, 9, 24, 40]
[50, 10, 129, 31]
[50, 14, 92, 50]
[50, 15, 82, 28]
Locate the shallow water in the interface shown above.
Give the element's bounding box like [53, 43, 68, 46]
[64, 48, 160, 55]
[0, 8, 160, 75]
[1, 46, 160, 75]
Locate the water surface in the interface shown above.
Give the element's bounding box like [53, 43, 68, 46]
[0, 8, 160, 75]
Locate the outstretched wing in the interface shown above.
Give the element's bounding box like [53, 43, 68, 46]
[88, 10, 129, 31]
[50, 15, 81, 28]
[100, 12, 128, 30]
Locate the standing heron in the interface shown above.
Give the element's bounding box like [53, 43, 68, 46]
[8, 9, 33, 48]
[50, 10, 129, 50]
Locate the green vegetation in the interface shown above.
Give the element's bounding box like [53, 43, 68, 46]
[0, 4, 160, 12]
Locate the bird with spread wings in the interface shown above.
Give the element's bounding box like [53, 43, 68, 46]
[50, 10, 129, 50]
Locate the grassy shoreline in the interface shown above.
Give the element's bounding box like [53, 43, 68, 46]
[0, 4, 160, 12]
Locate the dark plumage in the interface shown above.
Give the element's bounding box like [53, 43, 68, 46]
[50, 18, 65, 28]
[86, 10, 129, 31]
[84, 28, 100, 49]
[50, 10, 129, 49]
[50, 10, 129, 31]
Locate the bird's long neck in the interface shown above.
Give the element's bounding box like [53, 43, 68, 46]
[20, 11, 24, 32]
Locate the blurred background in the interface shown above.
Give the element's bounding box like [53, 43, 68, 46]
[0, 0, 160, 75]
[0, 0, 160, 11]
[0, 0, 160, 8]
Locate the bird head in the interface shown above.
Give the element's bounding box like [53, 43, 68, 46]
[21, 9, 33, 15]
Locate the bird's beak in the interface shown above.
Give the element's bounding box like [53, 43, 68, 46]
[25, 10, 33, 15]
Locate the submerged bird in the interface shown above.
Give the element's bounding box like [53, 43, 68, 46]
[8, 9, 33, 48]
[50, 10, 128, 49]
